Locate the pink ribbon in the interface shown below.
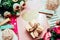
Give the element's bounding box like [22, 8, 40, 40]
[9, 16, 18, 34]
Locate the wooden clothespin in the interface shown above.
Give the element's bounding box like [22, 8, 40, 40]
[0, 18, 10, 26]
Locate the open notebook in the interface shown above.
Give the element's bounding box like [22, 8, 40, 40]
[48, 11, 60, 27]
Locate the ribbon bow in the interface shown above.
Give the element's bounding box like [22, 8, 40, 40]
[26, 21, 44, 38]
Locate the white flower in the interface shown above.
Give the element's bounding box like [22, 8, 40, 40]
[13, 3, 20, 11]
[12, 0, 18, 2]
[4, 11, 11, 17]
[20, 1, 24, 6]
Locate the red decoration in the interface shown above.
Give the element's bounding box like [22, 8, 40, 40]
[53, 26, 60, 34]
[9, 15, 18, 34]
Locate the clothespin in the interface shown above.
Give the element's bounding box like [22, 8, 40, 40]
[0, 18, 10, 26]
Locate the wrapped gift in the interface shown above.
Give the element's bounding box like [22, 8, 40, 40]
[25, 20, 44, 38]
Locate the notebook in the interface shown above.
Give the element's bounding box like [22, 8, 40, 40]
[48, 11, 60, 27]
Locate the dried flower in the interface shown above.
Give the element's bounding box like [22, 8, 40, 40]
[46, 0, 59, 10]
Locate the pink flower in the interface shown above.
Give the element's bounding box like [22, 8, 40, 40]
[53, 26, 60, 34]
[43, 32, 51, 40]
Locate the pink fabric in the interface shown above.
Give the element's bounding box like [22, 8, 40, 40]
[9, 16, 18, 34]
